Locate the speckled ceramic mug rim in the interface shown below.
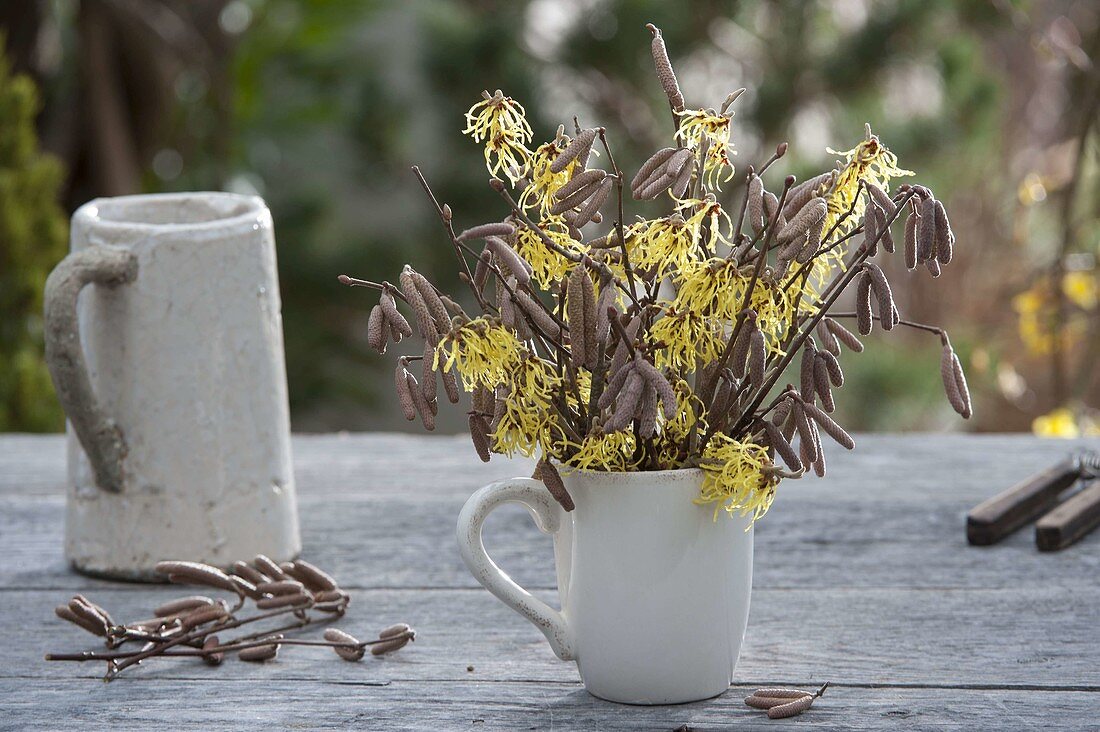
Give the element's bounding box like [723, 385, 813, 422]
[554, 464, 704, 486]
[72, 192, 267, 237]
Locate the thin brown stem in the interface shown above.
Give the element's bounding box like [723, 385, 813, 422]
[828, 312, 947, 339]
[411, 165, 489, 312]
[337, 275, 409, 304]
[106, 605, 309, 679]
[608, 308, 636, 359]
[702, 175, 794, 407]
[596, 128, 635, 298]
[46, 632, 415, 663]
[756, 142, 788, 177]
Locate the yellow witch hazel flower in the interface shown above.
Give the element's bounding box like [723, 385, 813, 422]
[823, 125, 913, 240]
[560, 430, 640, 473]
[512, 215, 583, 288]
[436, 317, 525, 390]
[656, 379, 707, 465]
[629, 214, 697, 277]
[696, 434, 778, 523]
[672, 257, 796, 349]
[491, 355, 562, 457]
[519, 136, 578, 215]
[676, 195, 733, 253]
[675, 108, 735, 188]
[650, 308, 724, 372]
[745, 276, 800, 352]
[464, 90, 533, 184]
[673, 258, 748, 320]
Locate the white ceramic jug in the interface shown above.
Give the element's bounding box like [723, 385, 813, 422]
[457, 467, 753, 704]
[44, 192, 300, 580]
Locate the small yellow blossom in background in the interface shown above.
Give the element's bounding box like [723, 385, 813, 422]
[1012, 271, 1097, 355]
[1032, 407, 1082, 438]
[675, 109, 735, 188]
[1063, 271, 1098, 310]
[559, 431, 640, 472]
[436, 317, 525, 390]
[491, 355, 562, 457]
[1016, 171, 1049, 206]
[463, 90, 532, 184]
[697, 434, 777, 523]
[512, 215, 583, 288]
[519, 140, 577, 215]
[1012, 287, 1055, 354]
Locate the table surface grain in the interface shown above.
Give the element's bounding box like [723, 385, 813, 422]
[2, 433, 1099, 731]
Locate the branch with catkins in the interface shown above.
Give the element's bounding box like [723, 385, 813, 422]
[744, 683, 830, 719]
[338, 22, 972, 523]
[46, 556, 415, 680]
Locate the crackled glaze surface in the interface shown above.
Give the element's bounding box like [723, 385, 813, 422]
[60, 193, 300, 578]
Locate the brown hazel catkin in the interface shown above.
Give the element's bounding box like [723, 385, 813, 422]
[647, 24, 684, 112]
[536, 459, 575, 512]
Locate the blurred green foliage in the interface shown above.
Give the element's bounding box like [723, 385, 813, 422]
[0, 42, 66, 431]
[202, 0, 1006, 429]
[7, 0, 1071, 432]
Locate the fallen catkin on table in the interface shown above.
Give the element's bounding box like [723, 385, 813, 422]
[745, 683, 829, 720]
[45, 556, 416, 681]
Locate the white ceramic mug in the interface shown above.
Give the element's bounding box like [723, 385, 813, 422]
[457, 467, 753, 704]
[44, 192, 300, 580]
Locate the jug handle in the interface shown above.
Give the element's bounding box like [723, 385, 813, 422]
[457, 478, 575, 661]
[44, 245, 138, 493]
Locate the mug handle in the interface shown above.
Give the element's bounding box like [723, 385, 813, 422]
[44, 245, 139, 494]
[457, 478, 575, 661]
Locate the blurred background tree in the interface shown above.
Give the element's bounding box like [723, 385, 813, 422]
[0, 39, 67, 431]
[1, 0, 1096, 434]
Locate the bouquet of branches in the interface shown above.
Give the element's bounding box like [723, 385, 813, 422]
[340, 23, 971, 522]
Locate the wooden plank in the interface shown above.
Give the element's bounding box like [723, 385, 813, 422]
[0, 677, 1097, 731]
[13, 586, 1100, 687]
[1, 433, 1095, 498]
[3, 434, 1098, 727]
[4, 485, 1100, 593]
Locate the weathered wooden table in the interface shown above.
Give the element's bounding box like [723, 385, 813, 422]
[2, 433, 1098, 730]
